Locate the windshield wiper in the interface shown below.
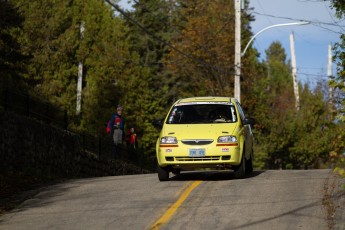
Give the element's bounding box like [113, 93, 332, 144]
[213, 118, 227, 123]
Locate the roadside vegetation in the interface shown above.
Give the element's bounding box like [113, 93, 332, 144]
[1, 0, 344, 170]
[330, 0, 345, 185]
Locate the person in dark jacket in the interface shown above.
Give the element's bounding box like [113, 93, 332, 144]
[107, 105, 124, 156]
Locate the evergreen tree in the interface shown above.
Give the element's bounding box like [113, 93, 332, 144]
[126, 0, 177, 111]
[5, 0, 342, 165]
[252, 41, 342, 169]
[11, 0, 124, 130]
[13, 0, 80, 113]
[9, 0, 164, 155]
[250, 42, 295, 168]
[77, 0, 134, 133]
[0, 0, 26, 89]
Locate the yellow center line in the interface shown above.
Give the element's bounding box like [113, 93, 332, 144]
[150, 180, 202, 230]
[173, 181, 193, 198]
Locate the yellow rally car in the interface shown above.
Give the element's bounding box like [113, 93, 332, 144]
[155, 97, 254, 181]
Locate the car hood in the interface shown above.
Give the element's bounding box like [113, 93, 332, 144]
[161, 123, 239, 140]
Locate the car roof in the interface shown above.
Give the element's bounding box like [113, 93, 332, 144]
[175, 97, 237, 105]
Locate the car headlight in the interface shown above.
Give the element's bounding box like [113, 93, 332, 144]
[217, 135, 238, 143]
[160, 136, 178, 144]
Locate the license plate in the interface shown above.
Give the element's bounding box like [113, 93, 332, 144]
[189, 148, 206, 157]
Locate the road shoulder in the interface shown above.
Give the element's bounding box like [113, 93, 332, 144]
[323, 172, 345, 230]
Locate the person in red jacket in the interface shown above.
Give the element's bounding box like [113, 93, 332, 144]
[126, 126, 138, 162]
[126, 127, 138, 150]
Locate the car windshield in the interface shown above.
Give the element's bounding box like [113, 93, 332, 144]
[166, 103, 238, 124]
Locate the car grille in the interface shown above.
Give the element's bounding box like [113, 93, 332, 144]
[181, 139, 214, 145]
[175, 156, 221, 161]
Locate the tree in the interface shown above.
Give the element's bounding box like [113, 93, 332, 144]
[126, 0, 178, 110]
[166, 0, 235, 97]
[0, 0, 26, 89]
[165, 0, 256, 100]
[8, 0, 166, 156]
[76, 0, 135, 133]
[250, 42, 294, 168]
[249, 41, 337, 169]
[288, 84, 336, 168]
[13, 0, 80, 113]
[328, 0, 345, 179]
[11, 0, 126, 129]
[330, 0, 345, 124]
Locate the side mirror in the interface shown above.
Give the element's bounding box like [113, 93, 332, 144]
[243, 117, 255, 126]
[153, 119, 164, 129]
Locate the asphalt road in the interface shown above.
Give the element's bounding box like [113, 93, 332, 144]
[0, 170, 333, 230]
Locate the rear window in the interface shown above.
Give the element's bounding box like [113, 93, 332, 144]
[166, 103, 238, 124]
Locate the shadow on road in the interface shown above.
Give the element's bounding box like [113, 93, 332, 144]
[170, 170, 265, 181]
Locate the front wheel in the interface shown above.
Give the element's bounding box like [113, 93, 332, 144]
[245, 149, 254, 174]
[157, 166, 170, 181]
[233, 153, 246, 179]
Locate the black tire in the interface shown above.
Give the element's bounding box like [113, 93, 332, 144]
[245, 149, 254, 174]
[157, 166, 170, 181]
[234, 152, 246, 179]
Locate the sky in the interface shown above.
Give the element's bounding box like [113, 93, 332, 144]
[119, 0, 345, 87]
[248, 0, 344, 87]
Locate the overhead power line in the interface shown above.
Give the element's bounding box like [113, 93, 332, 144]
[323, 3, 345, 33]
[125, 0, 236, 63]
[104, 0, 235, 75]
[251, 11, 345, 34]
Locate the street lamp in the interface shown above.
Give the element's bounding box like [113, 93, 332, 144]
[241, 21, 310, 57]
[234, 19, 310, 103]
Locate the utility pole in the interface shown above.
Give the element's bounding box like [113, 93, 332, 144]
[234, 0, 241, 102]
[328, 43, 334, 107]
[234, 0, 309, 103]
[76, 21, 85, 116]
[289, 32, 300, 110]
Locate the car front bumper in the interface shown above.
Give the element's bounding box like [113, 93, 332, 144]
[156, 143, 242, 168]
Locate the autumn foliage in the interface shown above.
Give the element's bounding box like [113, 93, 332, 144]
[1, 0, 344, 169]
